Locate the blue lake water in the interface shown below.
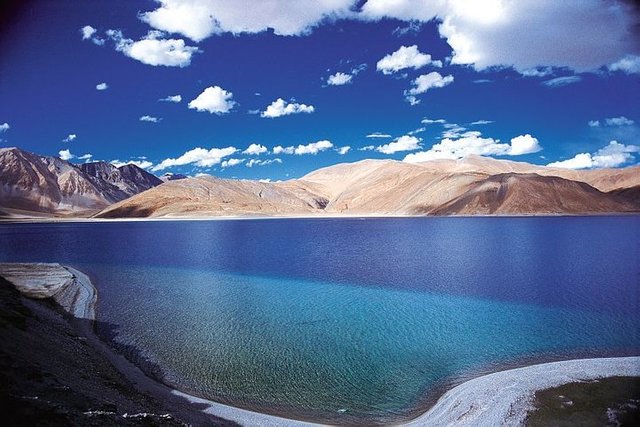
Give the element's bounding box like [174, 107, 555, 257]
[1, 217, 639, 424]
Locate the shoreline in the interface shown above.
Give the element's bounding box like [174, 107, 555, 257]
[1, 263, 638, 425]
[1, 211, 639, 224]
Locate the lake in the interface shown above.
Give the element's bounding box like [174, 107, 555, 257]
[1, 217, 638, 424]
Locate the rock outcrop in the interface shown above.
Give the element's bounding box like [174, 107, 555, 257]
[0, 263, 97, 320]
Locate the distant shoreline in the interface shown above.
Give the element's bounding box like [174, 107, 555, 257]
[1, 211, 639, 224]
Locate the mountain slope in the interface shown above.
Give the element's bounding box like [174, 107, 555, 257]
[97, 176, 329, 218]
[95, 157, 640, 218]
[0, 148, 161, 216]
[428, 173, 635, 215]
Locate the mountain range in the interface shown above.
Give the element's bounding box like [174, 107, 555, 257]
[0, 147, 162, 217]
[1, 147, 638, 218]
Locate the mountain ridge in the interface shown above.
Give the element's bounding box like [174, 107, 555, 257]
[0, 147, 162, 216]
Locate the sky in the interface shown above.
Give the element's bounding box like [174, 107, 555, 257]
[0, 0, 639, 180]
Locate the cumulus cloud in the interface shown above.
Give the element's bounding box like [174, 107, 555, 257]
[405, 72, 454, 104]
[261, 98, 315, 118]
[609, 55, 640, 74]
[139, 0, 357, 42]
[59, 149, 74, 161]
[152, 146, 237, 171]
[336, 146, 351, 155]
[106, 29, 198, 67]
[63, 134, 77, 143]
[243, 143, 268, 155]
[376, 135, 421, 154]
[247, 158, 282, 167]
[547, 141, 639, 169]
[80, 25, 104, 45]
[327, 72, 353, 86]
[140, 115, 161, 123]
[542, 76, 582, 87]
[273, 140, 333, 155]
[362, 0, 639, 74]
[403, 133, 541, 162]
[111, 159, 154, 169]
[81, 25, 97, 40]
[188, 86, 236, 114]
[96, 82, 108, 91]
[0, 123, 10, 132]
[221, 158, 245, 168]
[376, 45, 441, 75]
[159, 95, 182, 102]
[366, 132, 392, 138]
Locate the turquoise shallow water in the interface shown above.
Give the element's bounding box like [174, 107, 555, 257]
[1, 217, 638, 423]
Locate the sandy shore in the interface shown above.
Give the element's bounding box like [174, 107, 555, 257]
[1, 263, 638, 426]
[405, 356, 640, 426]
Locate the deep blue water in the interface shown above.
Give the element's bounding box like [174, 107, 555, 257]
[1, 217, 639, 423]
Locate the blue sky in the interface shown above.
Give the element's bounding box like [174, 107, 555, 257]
[0, 0, 639, 180]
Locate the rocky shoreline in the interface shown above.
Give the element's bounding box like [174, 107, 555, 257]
[0, 263, 638, 426]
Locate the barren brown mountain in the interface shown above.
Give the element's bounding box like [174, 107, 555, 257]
[0, 147, 162, 217]
[96, 156, 640, 218]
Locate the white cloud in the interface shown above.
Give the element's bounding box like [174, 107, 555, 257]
[159, 95, 182, 102]
[326, 64, 366, 86]
[246, 158, 282, 167]
[59, 149, 74, 161]
[605, 116, 634, 126]
[509, 134, 542, 155]
[547, 141, 639, 169]
[609, 55, 640, 74]
[589, 116, 635, 127]
[274, 140, 334, 155]
[243, 143, 268, 155]
[273, 146, 295, 155]
[421, 118, 446, 125]
[362, 0, 639, 74]
[376, 135, 421, 154]
[78, 154, 93, 161]
[366, 132, 392, 138]
[80, 25, 104, 45]
[140, 115, 162, 123]
[188, 86, 236, 114]
[111, 159, 154, 169]
[261, 98, 315, 118]
[405, 72, 454, 103]
[376, 45, 441, 75]
[359, 145, 376, 151]
[546, 153, 594, 170]
[327, 72, 353, 86]
[107, 29, 198, 68]
[152, 146, 238, 171]
[0, 123, 10, 132]
[221, 158, 245, 168]
[542, 76, 582, 87]
[81, 25, 97, 40]
[96, 82, 108, 91]
[63, 134, 77, 142]
[403, 133, 541, 162]
[139, 0, 357, 42]
[336, 146, 351, 155]
[470, 120, 493, 125]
